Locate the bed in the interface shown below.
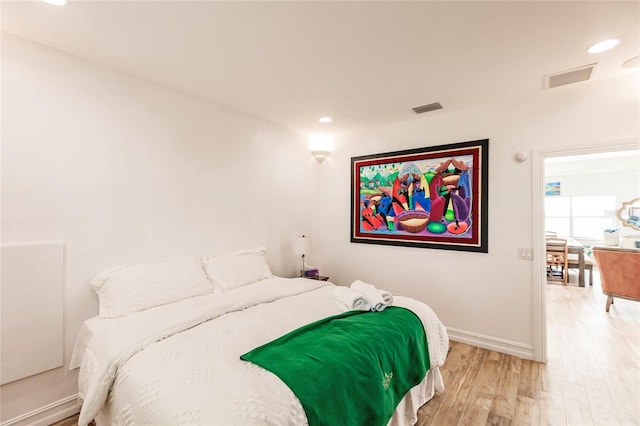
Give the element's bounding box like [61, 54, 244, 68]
[71, 249, 449, 426]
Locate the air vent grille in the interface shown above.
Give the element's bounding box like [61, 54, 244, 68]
[412, 102, 443, 114]
[545, 64, 596, 89]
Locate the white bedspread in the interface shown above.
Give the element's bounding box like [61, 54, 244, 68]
[75, 277, 449, 426]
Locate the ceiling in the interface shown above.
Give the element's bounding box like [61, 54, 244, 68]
[2, 1, 639, 136]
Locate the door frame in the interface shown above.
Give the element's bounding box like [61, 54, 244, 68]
[531, 137, 639, 362]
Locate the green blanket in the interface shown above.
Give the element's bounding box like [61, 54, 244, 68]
[240, 306, 430, 426]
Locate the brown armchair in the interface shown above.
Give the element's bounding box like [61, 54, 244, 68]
[592, 246, 640, 312]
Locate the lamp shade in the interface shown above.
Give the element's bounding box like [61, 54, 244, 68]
[295, 236, 312, 256]
[312, 150, 330, 163]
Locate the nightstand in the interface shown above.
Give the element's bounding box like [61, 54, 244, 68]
[303, 275, 329, 281]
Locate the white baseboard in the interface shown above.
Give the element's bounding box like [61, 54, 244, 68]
[446, 327, 535, 360]
[1, 394, 80, 426]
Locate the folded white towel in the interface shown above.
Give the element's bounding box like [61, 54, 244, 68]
[380, 289, 393, 306]
[333, 286, 372, 312]
[351, 280, 393, 312]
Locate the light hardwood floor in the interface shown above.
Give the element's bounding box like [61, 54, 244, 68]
[53, 270, 639, 426]
[417, 269, 640, 426]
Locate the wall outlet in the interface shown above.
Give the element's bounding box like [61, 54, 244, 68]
[519, 248, 534, 260]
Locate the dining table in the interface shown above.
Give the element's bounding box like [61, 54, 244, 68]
[546, 237, 587, 287]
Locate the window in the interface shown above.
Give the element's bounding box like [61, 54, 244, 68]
[545, 196, 615, 239]
[545, 197, 571, 236]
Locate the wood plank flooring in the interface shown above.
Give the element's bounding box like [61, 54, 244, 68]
[52, 269, 639, 426]
[417, 270, 640, 426]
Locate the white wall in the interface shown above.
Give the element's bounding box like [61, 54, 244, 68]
[0, 34, 319, 424]
[545, 168, 640, 245]
[314, 72, 639, 357]
[546, 170, 639, 208]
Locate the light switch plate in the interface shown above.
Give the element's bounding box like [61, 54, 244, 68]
[519, 248, 534, 260]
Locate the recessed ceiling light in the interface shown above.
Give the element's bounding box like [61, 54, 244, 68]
[42, 0, 66, 5]
[587, 39, 620, 54]
[318, 116, 332, 123]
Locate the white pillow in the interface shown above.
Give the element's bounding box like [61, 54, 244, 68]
[203, 247, 273, 292]
[90, 257, 213, 318]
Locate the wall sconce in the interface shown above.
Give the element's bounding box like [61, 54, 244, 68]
[312, 150, 330, 163]
[309, 134, 333, 165]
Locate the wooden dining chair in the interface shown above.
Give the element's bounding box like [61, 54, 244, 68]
[546, 237, 568, 285]
[545, 231, 557, 237]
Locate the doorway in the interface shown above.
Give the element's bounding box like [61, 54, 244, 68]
[532, 138, 640, 362]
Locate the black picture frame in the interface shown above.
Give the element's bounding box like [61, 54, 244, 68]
[351, 139, 489, 253]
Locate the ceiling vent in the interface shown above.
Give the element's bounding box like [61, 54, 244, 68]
[412, 102, 443, 114]
[545, 64, 597, 89]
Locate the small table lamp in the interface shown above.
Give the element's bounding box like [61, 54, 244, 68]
[294, 235, 312, 276]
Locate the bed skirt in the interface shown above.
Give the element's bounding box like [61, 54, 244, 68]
[95, 367, 444, 426]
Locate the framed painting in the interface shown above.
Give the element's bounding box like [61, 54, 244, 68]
[351, 139, 489, 253]
[545, 182, 561, 196]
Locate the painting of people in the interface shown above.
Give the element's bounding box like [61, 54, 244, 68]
[351, 139, 489, 252]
